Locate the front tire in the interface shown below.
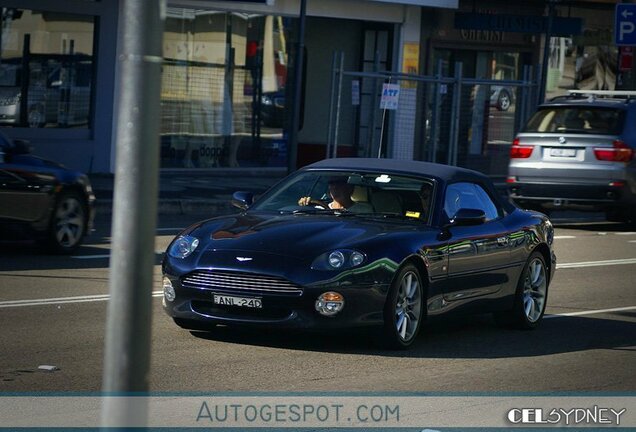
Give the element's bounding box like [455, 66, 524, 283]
[495, 251, 548, 329]
[46, 191, 87, 254]
[381, 264, 425, 349]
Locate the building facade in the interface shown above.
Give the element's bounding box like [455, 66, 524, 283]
[0, 0, 619, 174]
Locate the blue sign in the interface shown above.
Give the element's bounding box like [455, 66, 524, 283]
[616, 4, 636, 46]
[454, 13, 582, 36]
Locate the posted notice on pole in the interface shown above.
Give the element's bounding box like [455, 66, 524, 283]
[380, 83, 400, 110]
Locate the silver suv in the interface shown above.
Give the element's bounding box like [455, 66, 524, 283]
[508, 90, 636, 223]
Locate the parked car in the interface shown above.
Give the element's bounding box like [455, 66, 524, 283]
[162, 158, 555, 349]
[259, 90, 285, 127]
[0, 56, 92, 128]
[0, 131, 95, 253]
[507, 91, 636, 224]
[490, 85, 514, 111]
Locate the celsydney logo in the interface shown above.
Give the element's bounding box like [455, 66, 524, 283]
[507, 406, 626, 426]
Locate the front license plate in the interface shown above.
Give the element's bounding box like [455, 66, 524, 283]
[213, 294, 262, 309]
[550, 148, 576, 157]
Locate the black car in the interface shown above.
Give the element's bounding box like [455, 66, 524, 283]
[162, 158, 556, 349]
[0, 131, 95, 253]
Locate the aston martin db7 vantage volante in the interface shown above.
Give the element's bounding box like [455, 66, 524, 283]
[162, 158, 556, 349]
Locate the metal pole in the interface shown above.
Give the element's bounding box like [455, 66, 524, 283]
[287, 0, 307, 173]
[378, 76, 392, 159]
[448, 62, 462, 166]
[326, 51, 338, 159]
[102, 0, 164, 428]
[368, 51, 381, 158]
[332, 51, 344, 158]
[538, 0, 555, 105]
[430, 60, 443, 163]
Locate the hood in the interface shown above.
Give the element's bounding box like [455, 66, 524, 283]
[187, 211, 425, 259]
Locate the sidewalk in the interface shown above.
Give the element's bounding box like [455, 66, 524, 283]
[90, 169, 286, 216]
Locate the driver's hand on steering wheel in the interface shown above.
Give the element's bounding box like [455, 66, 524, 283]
[298, 196, 311, 206]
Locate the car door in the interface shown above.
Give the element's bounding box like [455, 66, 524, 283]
[442, 182, 511, 303]
[0, 161, 53, 222]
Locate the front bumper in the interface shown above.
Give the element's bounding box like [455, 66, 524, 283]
[162, 269, 391, 330]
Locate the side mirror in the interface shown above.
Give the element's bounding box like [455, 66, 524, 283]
[449, 208, 486, 227]
[231, 191, 254, 210]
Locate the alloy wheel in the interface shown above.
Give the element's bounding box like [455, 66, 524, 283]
[55, 197, 85, 248]
[394, 270, 422, 342]
[522, 258, 547, 323]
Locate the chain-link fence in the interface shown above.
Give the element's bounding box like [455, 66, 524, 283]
[327, 52, 538, 177]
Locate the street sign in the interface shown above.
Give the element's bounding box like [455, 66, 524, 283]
[380, 83, 400, 110]
[619, 46, 634, 71]
[615, 4, 636, 46]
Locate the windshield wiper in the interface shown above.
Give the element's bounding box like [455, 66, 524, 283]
[292, 208, 340, 215]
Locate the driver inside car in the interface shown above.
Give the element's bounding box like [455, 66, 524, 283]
[298, 176, 373, 213]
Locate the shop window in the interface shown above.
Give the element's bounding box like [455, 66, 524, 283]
[160, 9, 295, 168]
[0, 9, 95, 128]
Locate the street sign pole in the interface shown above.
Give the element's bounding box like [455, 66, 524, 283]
[287, 0, 306, 174]
[102, 0, 165, 428]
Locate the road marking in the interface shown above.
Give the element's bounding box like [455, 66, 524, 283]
[72, 254, 111, 259]
[0, 291, 163, 309]
[616, 232, 636, 236]
[554, 235, 576, 239]
[557, 258, 636, 269]
[629, 240, 636, 243]
[545, 306, 636, 319]
[71, 251, 165, 259]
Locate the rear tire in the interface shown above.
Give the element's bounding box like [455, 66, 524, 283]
[380, 264, 425, 349]
[494, 251, 548, 329]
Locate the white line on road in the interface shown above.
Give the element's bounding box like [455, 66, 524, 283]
[545, 306, 636, 319]
[71, 251, 165, 259]
[554, 235, 576, 239]
[557, 258, 636, 269]
[615, 232, 636, 236]
[0, 291, 163, 309]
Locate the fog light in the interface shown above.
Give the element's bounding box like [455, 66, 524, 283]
[315, 291, 345, 316]
[163, 276, 175, 302]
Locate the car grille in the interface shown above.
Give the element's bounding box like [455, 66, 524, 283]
[181, 270, 303, 296]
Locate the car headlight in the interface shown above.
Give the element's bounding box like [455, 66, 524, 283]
[168, 235, 200, 259]
[312, 249, 366, 271]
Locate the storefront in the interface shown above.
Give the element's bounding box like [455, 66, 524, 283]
[0, 0, 458, 173]
[417, 0, 615, 175]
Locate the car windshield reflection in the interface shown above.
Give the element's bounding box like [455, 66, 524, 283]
[251, 170, 435, 223]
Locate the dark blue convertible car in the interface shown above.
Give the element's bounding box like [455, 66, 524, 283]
[162, 158, 556, 349]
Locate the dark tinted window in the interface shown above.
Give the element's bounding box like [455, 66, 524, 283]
[524, 107, 624, 135]
[444, 182, 500, 222]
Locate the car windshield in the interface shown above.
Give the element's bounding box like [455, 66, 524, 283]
[251, 170, 435, 223]
[523, 106, 625, 135]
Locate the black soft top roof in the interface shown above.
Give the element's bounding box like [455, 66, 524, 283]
[303, 158, 515, 214]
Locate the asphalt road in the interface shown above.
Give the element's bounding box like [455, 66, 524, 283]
[1, 213, 635, 393]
